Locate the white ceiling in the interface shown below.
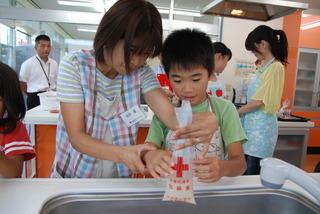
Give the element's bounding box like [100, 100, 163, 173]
[30, 0, 214, 13]
[10, 0, 320, 40]
[19, 0, 214, 40]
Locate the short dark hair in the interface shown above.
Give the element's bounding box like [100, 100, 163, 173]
[162, 28, 214, 77]
[213, 42, 232, 61]
[94, 0, 162, 72]
[0, 62, 26, 134]
[245, 25, 288, 65]
[35, 35, 51, 45]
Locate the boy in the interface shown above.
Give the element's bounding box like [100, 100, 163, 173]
[143, 29, 247, 183]
[207, 42, 232, 98]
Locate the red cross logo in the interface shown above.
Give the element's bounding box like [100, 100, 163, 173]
[172, 157, 189, 178]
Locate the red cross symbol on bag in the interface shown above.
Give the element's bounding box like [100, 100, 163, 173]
[172, 156, 189, 178]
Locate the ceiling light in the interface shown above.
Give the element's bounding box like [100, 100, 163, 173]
[57, 0, 95, 8]
[157, 8, 202, 17]
[57, 0, 117, 13]
[77, 27, 97, 32]
[302, 12, 310, 18]
[174, 10, 202, 17]
[230, 9, 245, 16]
[300, 20, 320, 30]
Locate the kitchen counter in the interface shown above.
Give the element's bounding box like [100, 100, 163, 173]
[22, 105, 154, 178]
[23, 105, 315, 177]
[23, 105, 154, 126]
[0, 175, 319, 213]
[24, 105, 315, 128]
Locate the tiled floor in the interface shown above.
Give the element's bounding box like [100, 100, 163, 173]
[304, 154, 320, 173]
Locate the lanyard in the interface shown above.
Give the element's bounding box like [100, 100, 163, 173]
[159, 64, 165, 74]
[36, 56, 51, 89]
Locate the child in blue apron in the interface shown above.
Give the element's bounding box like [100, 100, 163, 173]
[143, 29, 247, 183]
[237, 25, 288, 175]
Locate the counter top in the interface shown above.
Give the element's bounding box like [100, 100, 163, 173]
[24, 105, 315, 128]
[23, 105, 153, 126]
[0, 175, 319, 213]
[278, 120, 314, 128]
[24, 106, 59, 125]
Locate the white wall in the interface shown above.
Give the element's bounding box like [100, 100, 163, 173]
[162, 18, 220, 40]
[65, 39, 93, 54]
[220, 17, 283, 102]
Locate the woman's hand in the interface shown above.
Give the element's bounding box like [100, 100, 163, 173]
[162, 88, 179, 102]
[118, 143, 156, 175]
[143, 149, 174, 180]
[171, 112, 218, 157]
[192, 157, 223, 183]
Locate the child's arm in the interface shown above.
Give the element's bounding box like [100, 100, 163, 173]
[142, 142, 174, 180]
[0, 153, 24, 178]
[192, 141, 246, 183]
[144, 89, 218, 147]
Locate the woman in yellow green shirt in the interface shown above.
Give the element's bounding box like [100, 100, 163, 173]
[237, 25, 288, 175]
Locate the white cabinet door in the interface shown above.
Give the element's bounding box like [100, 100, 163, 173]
[294, 47, 320, 109]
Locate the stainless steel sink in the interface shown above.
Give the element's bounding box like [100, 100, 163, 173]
[40, 188, 320, 214]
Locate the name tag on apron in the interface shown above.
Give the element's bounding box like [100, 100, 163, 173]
[120, 105, 146, 127]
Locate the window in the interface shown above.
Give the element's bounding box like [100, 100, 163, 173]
[0, 23, 13, 66]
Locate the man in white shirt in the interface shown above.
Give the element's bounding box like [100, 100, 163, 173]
[19, 35, 58, 110]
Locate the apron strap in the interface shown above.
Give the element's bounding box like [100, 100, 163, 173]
[207, 94, 215, 113]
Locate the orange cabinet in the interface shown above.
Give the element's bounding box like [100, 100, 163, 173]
[34, 125, 56, 178]
[32, 125, 150, 178]
[292, 111, 320, 150]
[283, 13, 320, 151]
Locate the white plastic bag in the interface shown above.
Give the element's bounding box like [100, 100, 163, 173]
[276, 99, 291, 119]
[163, 100, 196, 204]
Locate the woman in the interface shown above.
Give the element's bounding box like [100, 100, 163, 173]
[238, 25, 288, 175]
[51, 0, 217, 178]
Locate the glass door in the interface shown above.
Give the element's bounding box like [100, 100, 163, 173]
[316, 72, 320, 108]
[294, 48, 319, 108]
[312, 49, 320, 108]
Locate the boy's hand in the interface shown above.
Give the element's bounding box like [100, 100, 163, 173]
[143, 149, 174, 180]
[192, 157, 223, 183]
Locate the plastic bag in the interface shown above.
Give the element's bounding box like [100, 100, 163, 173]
[163, 100, 196, 204]
[276, 99, 291, 119]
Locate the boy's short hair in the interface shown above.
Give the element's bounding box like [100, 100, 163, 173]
[162, 28, 214, 77]
[213, 42, 232, 61]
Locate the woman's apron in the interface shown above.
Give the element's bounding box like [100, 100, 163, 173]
[52, 50, 141, 178]
[165, 98, 224, 160]
[241, 58, 278, 158]
[93, 89, 122, 178]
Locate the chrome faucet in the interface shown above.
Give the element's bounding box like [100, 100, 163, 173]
[260, 158, 320, 203]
